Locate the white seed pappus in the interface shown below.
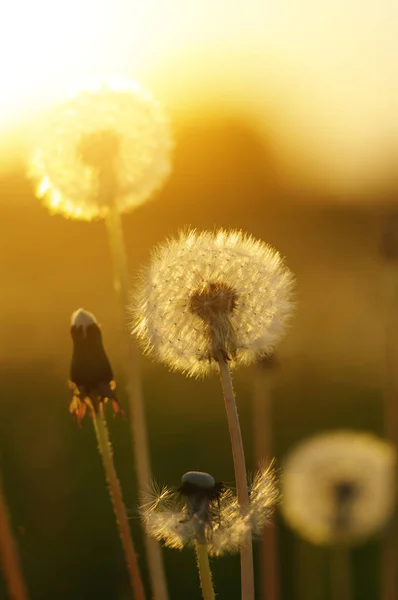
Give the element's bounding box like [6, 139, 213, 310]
[133, 229, 295, 377]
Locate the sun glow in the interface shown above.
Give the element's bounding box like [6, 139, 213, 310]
[2, 0, 398, 194]
[0, 1, 153, 129]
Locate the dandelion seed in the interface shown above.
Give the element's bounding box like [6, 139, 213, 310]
[133, 229, 295, 378]
[142, 464, 279, 557]
[69, 308, 122, 425]
[29, 79, 172, 221]
[282, 430, 396, 546]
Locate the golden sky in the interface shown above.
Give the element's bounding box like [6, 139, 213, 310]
[1, 0, 397, 193]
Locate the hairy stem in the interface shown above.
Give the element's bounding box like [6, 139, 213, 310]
[105, 207, 169, 600]
[0, 483, 28, 600]
[93, 404, 146, 600]
[218, 358, 255, 600]
[195, 543, 216, 600]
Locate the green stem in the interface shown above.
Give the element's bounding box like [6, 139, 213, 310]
[105, 207, 169, 600]
[0, 482, 28, 600]
[218, 358, 255, 600]
[93, 404, 146, 600]
[195, 542, 216, 600]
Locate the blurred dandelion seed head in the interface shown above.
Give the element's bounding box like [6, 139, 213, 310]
[29, 79, 173, 221]
[141, 464, 279, 555]
[133, 229, 295, 377]
[282, 431, 396, 546]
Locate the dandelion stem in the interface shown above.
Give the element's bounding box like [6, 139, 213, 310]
[218, 358, 255, 600]
[93, 404, 146, 600]
[105, 206, 169, 600]
[380, 215, 398, 600]
[330, 546, 352, 600]
[195, 543, 216, 600]
[296, 538, 326, 600]
[0, 482, 28, 600]
[253, 360, 280, 600]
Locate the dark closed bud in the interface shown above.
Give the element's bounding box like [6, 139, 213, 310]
[69, 309, 122, 425]
[70, 310, 113, 392]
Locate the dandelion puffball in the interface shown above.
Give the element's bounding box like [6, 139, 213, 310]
[282, 431, 396, 546]
[29, 80, 173, 220]
[133, 229, 295, 377]
[141, 465, 279, 556]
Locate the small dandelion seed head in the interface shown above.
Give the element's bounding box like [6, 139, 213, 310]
[281, 430, 396, 546]
[29, 79, 173, 221]
[141, 464, 279, 555]
[132, 229, 295, 377]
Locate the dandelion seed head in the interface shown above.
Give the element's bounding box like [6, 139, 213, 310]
[29, 79, 173, 221]
[141, 464, 279, 555]
[282, 430, 396, 546]
[133, 229, 295, 377]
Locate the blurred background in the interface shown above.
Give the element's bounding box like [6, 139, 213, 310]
[1, 0, 398, 598]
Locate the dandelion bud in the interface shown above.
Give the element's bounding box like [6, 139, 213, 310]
[69, 308, 122, 424]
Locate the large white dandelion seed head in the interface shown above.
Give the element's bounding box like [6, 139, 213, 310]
[282, 430, 396, 546]
[141, 465, 279, 556]
[133, 229, 295, 377]
[29, 79, 173, 221]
